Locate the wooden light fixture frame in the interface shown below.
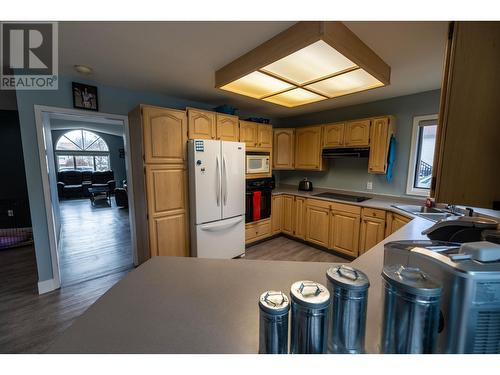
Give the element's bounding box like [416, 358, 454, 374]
[215, 21, 390, 103]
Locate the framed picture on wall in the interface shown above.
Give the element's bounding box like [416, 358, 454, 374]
[72, 82, 99, 111]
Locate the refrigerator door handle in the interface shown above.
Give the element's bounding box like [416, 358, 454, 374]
[216, 155, 221, 207]
[223, 155, 228, 205]
[200, 216, 243, 232]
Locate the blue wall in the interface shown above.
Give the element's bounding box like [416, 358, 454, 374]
[275, 90, 441, 197]
[16, 74, 274, 284]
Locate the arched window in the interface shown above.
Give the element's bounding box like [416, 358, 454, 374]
[55, 129, 111, 172]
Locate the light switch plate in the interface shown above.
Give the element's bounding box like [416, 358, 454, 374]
[366, 181, 373, 190]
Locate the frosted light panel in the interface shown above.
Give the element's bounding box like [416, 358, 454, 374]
[263, 88, 325, 107]
[305, 69, 383, 98]
[220, 71, 293, 99]
[261, 40, 357, 85]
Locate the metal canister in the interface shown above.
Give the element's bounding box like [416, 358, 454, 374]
[326, 265, 370, 354]
[290, 280, 330, 354]
[381, 265, 442, 354]
[259, 290, 290, 354]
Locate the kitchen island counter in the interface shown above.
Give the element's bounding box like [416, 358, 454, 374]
[47, 215, 434, 354]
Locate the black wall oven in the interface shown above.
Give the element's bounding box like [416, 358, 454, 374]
[245, 178, 274, 223]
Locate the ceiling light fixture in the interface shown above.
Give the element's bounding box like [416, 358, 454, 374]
[215, 22, 390, 108]
[74, 64, 93, 75]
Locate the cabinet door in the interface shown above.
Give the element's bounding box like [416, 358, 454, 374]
[271, 195, 283, 234]
[145, 165, 187, 216]
[359, 217, 385, 255]
[150, 213, 189, 257]
[305, 202, 330, 247]
[188, 108, 216, 140]
[257, 124, 273, 149]
[330, 210, 360, 257]
[323, 123, 345, 148]
[216, 114, 239, 141]
[385, 212, 411, 236]
[239, 121, 258, 148]
[273, 128, 295, 169]
[282, 195, 295, 236]
[295, 126, 323, 170]
[368, 117, 390, 174]
[345, 120, 370, 147]
[294, 197, 306, 239]
[142, 106, 187, 164]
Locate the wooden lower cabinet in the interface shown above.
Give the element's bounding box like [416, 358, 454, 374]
[294, 197, 306, 239]
[385, 212, 412, 236]
[329, 210, 361, 257]
[305, 199, 330, 247]
[150, 213, 188, 257]
[271, 195, 283, 234]
[282, 195, 295, 235]
[245, 219, 272, 244]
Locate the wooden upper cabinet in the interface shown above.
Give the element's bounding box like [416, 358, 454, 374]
[216, 113, 239, 141]
[258, 124, 273, 149]
[142, 106, 187, 164]
[323, 123, 345, 148]
[295, 126, 324, 170]
[345, 120, 370, 147]
[273, 128, 295, 169]
[239, 120, 258, 148]
[188, 108, 216, 140]
[368, 116, 393, 174]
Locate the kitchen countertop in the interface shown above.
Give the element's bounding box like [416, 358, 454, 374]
[46, 186, 498, 353]
[47, 217, 433, 354]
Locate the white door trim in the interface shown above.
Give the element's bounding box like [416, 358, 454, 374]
[33, 105, 138, 294]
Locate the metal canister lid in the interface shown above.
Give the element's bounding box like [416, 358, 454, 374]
[326, 265, 370, 291]
[290, 280, 330, 309]
[259, 291, 290, 315]
[382, 265, 442, 297]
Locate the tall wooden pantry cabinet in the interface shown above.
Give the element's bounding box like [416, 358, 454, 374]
[128, 105, 190, 264]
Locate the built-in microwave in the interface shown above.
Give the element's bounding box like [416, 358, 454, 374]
[246, 153, 270, 174]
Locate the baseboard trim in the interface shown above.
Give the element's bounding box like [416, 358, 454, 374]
[38, 278, 58, 295]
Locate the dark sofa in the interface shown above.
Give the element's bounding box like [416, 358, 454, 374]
[57, 170, 115, 199]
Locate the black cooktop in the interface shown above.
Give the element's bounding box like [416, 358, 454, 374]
[312, 192, 371, 202]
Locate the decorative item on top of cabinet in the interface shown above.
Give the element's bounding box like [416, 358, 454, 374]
[305, 199, 330, 247]
[385, 211, 411, 237]
[323, 123, 345, 148]
[273, 128, 295, 169]
[187, 108, 216, 140]
[345, 119, 370, 147]
[329, 203, 361, 258]
[215, 113, 239, 141]
[359, 207, 386, 255]
[271, 195, 283, 234]
[295, 125, 324, 170]
[368, 116, 395, 174]
[128, 105, 189, 263]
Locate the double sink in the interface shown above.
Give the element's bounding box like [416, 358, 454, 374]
[392, 204, 464, 222]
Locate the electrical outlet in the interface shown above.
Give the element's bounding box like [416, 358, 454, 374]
[366, 181, 373, 190]
[7, 209, 14, 217]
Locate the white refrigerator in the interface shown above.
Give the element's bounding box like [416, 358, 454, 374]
[188, 139, 246, 258]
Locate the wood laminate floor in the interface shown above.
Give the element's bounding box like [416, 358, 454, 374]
[244, 236, 349, 263]
[0, 229, 346, 353]
[0, 245, 130, 353]
[59, 198, 134, 286]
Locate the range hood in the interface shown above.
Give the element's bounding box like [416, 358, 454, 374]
[322, 147, 370, 158]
